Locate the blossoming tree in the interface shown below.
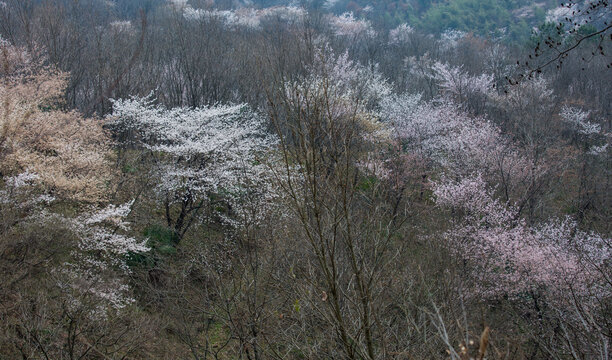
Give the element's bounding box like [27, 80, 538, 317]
[0, 37, 114, 202]
[109, 95, 277, 239]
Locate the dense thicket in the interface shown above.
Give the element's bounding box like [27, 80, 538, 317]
[1, 0, 610, 359]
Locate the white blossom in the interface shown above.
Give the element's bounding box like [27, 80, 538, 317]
[430, 61, 493, 97]
[0, 172, 56, 208]
[57, 201, 148, 313]
[181, 5, 306, 29]
[310, 44, 391, 108]
[109, 20, 133, 33]
[109, 95, 278, 226]
[328, 12, 376, 38]
[22, 199, 149, 314]
[439, 29, 466, 51]
[561, 105, 600, 135]
[588, 143, 608, 156]
[545, 1, 598, 27]
[3, 171, 39, 188]
[259, 6, 306, 24]
[84, 200, 134, 231]
[380, 94, 534, 183]
[324, 0, 340, 9]
[389, 23, 414, 45]
[168, 0, 188, 9]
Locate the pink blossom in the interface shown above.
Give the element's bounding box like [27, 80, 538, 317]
[432, 174, 610, 301]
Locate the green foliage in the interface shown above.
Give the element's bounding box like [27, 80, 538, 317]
[144, 224, 179, 251]
[325, 0, 554, 42]
[574, 24, 599, 43]
[529, 22, 565, 50]
[293, 299, 301, 313]
[533, 6, 546, 24]
[126, 224, 178, 267]
[121, 163, 138, 174]
[419, 0, 511, 38]
[356, 175, 379, 192]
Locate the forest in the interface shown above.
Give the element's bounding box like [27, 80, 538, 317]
[0, 0, 610, 359]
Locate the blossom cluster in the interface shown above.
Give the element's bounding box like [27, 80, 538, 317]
[109, 95, 279, 226]
[439, 29, 466, 51]
[309, 44, 391, 108]
[560, 105, 600, 135]
[328, 12, 376, 38]
[1, 39, 114, 202]
[180, 4, 305, 29]
[545, 1, 600, 28]
[433, 174, 610, 300]
[388, 23, 414, 45]
[1, 170, 147, 312]
[0, 172, 55, 209]
[429, 62, 493, 98]
[41, 198, 148, 316]
[109, 20, 134, 34]
[379, 94, 532, 185]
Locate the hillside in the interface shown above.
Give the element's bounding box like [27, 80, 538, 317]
[0, 0, 610, 359]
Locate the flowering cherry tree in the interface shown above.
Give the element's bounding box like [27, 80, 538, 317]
[55, 199, 148, 313]
[438, 29, 467, 51]
[560, 105, 610, 155]
[328, 12, 376, 38]
[269, 42, 404, 360]
[109, 95, 277, 238]
[379, 94, 535, 195]
[0, 170, 147, 315]
[428, 61, 493, 106]
[0, 170, 149, 360]
[308, 44, 391, 109]
[432, 174, 610, 300]
[1, 39, 146, 316]
[0, 38, 114, 202]
[561, 105, 600, 136]
[281, 44, 394, 199]
[489, 76, 557, 150]
[388, 23, 414, 45]
[179, 3, 305, 29]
